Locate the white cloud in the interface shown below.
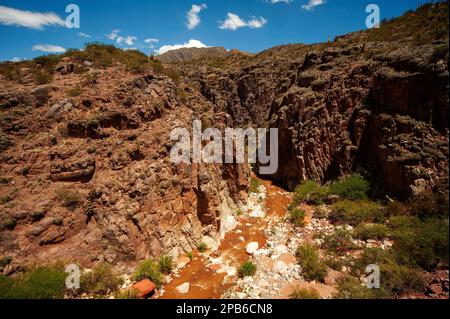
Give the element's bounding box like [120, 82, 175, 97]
[10, 57, 23, 62]
[117, 35, 137, 46]
[107, 30, 137, 46]
[143, 38, 159, 50]
[0, 5, 65, 30]
[107, 29, 120, 40]
[219, 13, 267, 31]
[302, 0, 326, 11]
[78, 32, 91, 38]
[156, 39, 208, 55]
[187, 4, 207, 30]
[32, 44, 66, 53]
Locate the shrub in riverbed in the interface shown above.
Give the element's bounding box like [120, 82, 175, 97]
[389, 216, 449, 270]
[296, 244, 327, 282]
[115, 288, 140, 299]
[238, 261, 257, 278]
[6, 264, 67, 299]
[308, 186, 331, 205]
[333, 275, 377, 299]
[354, 223, 390, 241]
[290, 181, 318, 208]
[320, 227, 357, 254]
[290, 287, 321, 299]
[345, 247, 427, 298]
[329, 200, 386, 226]
[132, 258, 163, 287]
[288, 208, 306, 227]
[80, 263, 123, 295]
[330, 174, 370, 201]
[197, 242, 207, 253]
[158, 255, 174, 274]
[249, 177, 262, 194]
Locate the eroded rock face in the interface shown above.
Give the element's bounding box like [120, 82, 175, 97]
[0, 68, 249, 270]
[193, 43, 449, 198]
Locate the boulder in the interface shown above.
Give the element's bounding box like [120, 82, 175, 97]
[46, 100, 73, 119]
[273, 245, 288, 256]
[278, 253, 296, 266]
[131, 279, 156, 298]
[245, 242, 259, 255]
[176, 256, 191, 269]
[201, 235, 219, 252]
[272, 260, 288, 275]
[175, 282, 190, 294]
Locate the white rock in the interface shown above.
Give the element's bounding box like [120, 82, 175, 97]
[222, 214, 237, 234]
[257, 184, 266, 194]
[249, 206, 265, 218]
[272, 261, 288, 274]
[273, 245, 288, 256]
[201, 235, 219, 252]
[236, 292, 247, 299]
[175, 282, 190, 294]
[246, 242, 259, 255]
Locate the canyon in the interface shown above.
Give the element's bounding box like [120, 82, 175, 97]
[0, 2, 448, 299]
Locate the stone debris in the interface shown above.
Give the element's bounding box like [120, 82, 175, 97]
[175, 282, 190, 294]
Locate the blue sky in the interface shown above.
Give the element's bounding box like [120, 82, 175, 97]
[0, 0, 427, 61]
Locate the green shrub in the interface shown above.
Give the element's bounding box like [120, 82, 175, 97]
[80, 263, 123, 295]
[56, 187, 82, 208]
[0, 195, 12, 205]
[249, 177, 262, 194]
[296, 244, 327, 282]
[330, 174, 370, 200]
[330, 200, 386, 226]
[0, 215, 16, 230]
[197, 242, 207, 253]
[390, 216, 449, 270]
[186, 252, 193, 260]
[409, 189, 449, 219]
[333, 275, 377, 299]
[290, 287, 321, 299]
[11, 264, 67, 299]
[346, 247, 427, 298]
[0, 274, 14, 298]
[132, 258, 163, 287]
[66, 86, 83, 97]
[355, 224, 390, 241]
[158, 255, 174, 274]
[291, 181, 318, 207]
[308, 186, 331, 205]
[238, 261, 257, 278]
[380, 262, 426, 297]
[288, 208, 306, 227]
[115, 288, 140, 299]
[321, 227, 356, 254]
[33, 71, 53, 85]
